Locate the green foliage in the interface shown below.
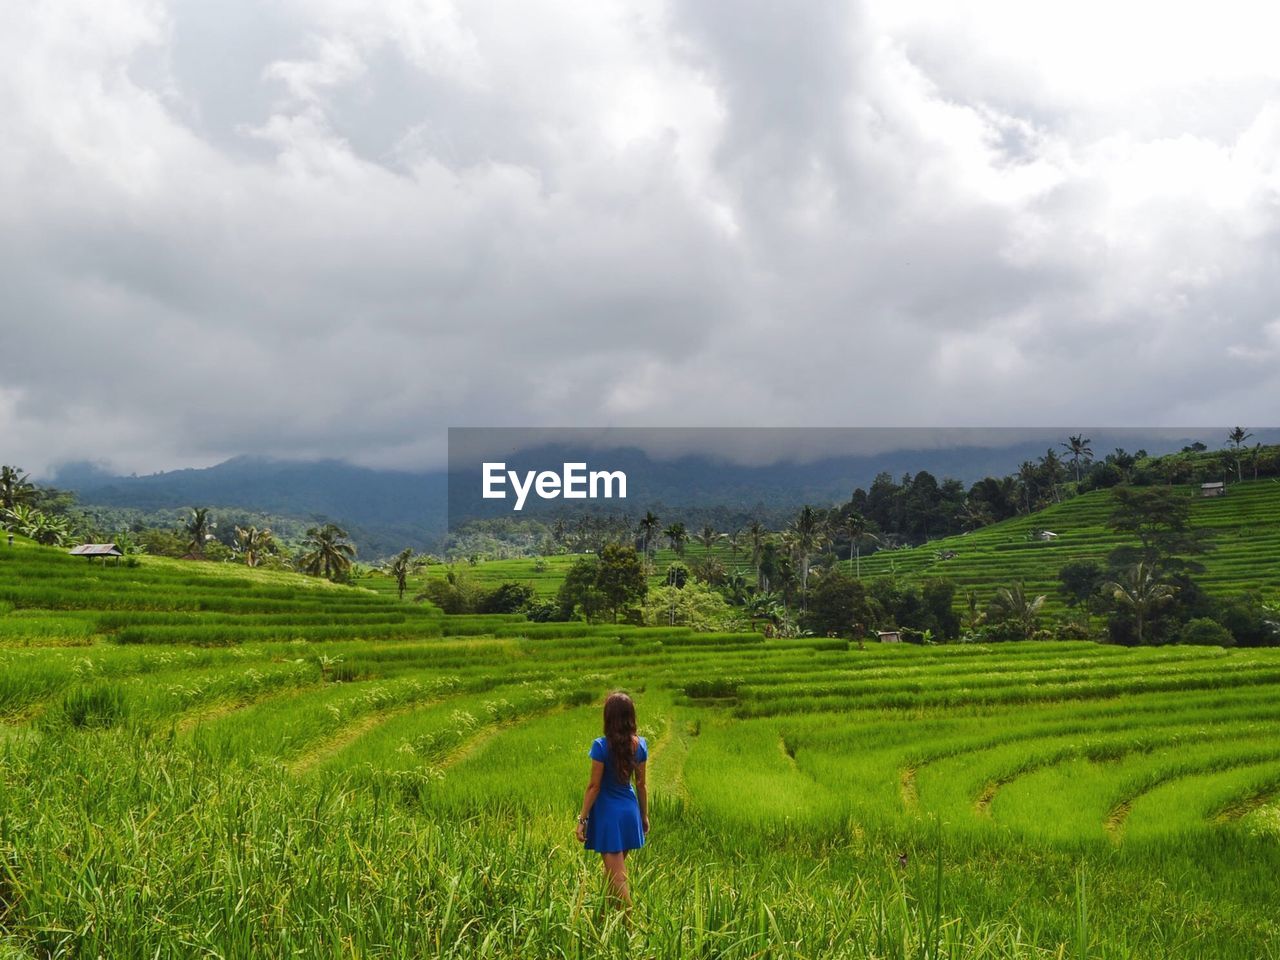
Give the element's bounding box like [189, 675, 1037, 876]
[641, 581, 743, 632]
[1106, 486, 1211, 573]
[1058, 560, 1105, 609]
[476, 582, 535, 615]
[1179, 618, 1235, 647]
[594, 544, 647, 622]
[802, 570, 875, 638]
[556, 555, 603, 622]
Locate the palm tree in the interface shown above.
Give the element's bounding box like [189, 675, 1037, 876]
[1016, 461, 1039, 514]
[745, 520, 768, 588]
[386, 547, 419, 600]
[725, 571, 750, 605]
[1228, 427, 1253, 483]
[839, 512, 878, 578]
[991, 582, 1046, 641]
[1103, 562, 1176, 645]
[184, 508, 213, 558]
[695, 524, 722, 557]
[638, 511, 660, 559]
[1040, 449, 1065, 503]
[233, 525, 274, 568]
[1061, 435, 1094, 483]
[0, 466, 35, 511]
[662, 522, 688, 557]
[790, 505, 826, 606]
[299, 523, 357, 581]
[1110, 448, 1137, 483]
[956, 499, 993, 533]
[726, 529, 742, 569]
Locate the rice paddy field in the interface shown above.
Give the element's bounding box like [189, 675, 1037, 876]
[1, 539, 1279, 958]
[383, 480, 1280, 617]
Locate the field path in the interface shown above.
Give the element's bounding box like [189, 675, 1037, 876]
[289, 702, 422, 775]
[648, 710, 692, 805]
[899, 765, 918, 811]
[176, 685, 316, 735]
[1213, 782, 1280, 823]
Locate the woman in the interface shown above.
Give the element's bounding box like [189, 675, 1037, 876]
[575, 691, 649, 907]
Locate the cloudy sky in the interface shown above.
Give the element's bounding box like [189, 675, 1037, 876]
[4, 0, 1280, 477]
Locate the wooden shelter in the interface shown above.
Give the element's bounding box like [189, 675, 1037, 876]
[69, 543, 124, 565]
[1200, 481, 1226, 498]
[877, 630, 901, 644]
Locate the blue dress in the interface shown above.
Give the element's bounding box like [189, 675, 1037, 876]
[583, 735, 648, 854]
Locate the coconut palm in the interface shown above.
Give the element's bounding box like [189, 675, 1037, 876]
[299, 523, 357, 581]
[385, 547, 420, 600]
[1040, 449, 1066, 503]
[1016, 461, 1039, 514]
[726, 529, 742, 568]
[789, 505, 827, 606]
[662, 522, 688, 557]
[695, 524, 722, 557]
[184, 508, 214, 558]
[1228, 427, 1253, 482]
[1103, 562, 1176, 645]
[0, 466, 35, 511]
[233, 525, 274, 568]
[1061, 435, 1094, 483]
[638, 511, 661, 559]
[839, 512, 880, 578]
[956, 499, 993, 534]
[991, 581, 1046, 641]
[745, 520, 768, 588]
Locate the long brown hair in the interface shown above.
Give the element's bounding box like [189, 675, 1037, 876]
[603, 691, 638, 783]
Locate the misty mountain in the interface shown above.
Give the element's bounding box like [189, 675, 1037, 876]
[48, 430, 1241, 558]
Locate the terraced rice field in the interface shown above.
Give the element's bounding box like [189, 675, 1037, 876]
[411, 479, 1280, 617]
[1, 540, 1278, 958]
[847, 479, 1280, 614]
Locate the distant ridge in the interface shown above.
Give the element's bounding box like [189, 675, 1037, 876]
[46, 430, 1258, 557]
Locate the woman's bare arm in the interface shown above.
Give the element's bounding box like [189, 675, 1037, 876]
[634, 762, 648, 832]
[575, 760, 605, 841]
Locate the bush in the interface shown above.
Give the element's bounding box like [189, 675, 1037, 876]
[521, 599, 562, 622]
[477, 582, 535, 615]
[1179, 618, 1234, 647]
[1054, 620, 1094, 641]
[1215, 594, 1278, 647]
[641, 582, 744, 632]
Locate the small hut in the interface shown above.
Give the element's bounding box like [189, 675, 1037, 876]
[1038, 530, 1059, 541]
[877, 630, 901, 644]
[1200, 481, 1226, 498]
[69, 543, 124, 565]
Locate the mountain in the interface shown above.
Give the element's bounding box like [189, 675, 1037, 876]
[52, 455, 448, 557]
[445, 431, 1243, 523]
[48, 430, 1266, 559]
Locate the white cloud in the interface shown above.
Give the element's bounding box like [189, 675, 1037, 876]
[1, 0, 1278, 478]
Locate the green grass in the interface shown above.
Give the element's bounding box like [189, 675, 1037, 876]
[0, 538, 1278, 957]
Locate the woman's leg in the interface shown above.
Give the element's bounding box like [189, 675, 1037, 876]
[600, 852, 630, 907]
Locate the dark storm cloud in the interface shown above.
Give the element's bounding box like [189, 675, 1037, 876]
[2, 0, 1279, 477]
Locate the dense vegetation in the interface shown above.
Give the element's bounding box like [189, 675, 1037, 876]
[0, 540, 1278, 957]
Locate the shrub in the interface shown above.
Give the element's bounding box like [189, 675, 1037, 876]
[477, 582, 535, 615]
[1179, 618, 1234, 647]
